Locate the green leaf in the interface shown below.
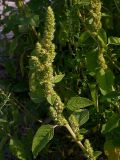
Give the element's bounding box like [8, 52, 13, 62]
[9, 38, 18, 56]
[86, 49, 99, 75]
[98, 28, 107, 45]
[32, 125, 54, 158]
[112, 127, 120, 147]
[47, 94, 56, 105]
[0, 119, 8, 124]
[9, 138, 31, 160]
[69, 109, 89, 127]
[78, 0, 90, 6]
[93, 151, 102, 158]
[29, 72, 45, 103]
[108, 36, 120, 45]
[72, 109, 89, 126]
[89, 83, 97, 104]
[77, 109, 89, 126]
[28, 15, 39, 27]
[66, 97, 93, 111]
[100, 91, 120, 102]
[102, 114, 120, 134]
[104, 140, 120, 160]
[53, 74, 64, 83]
[20, 15, 39, 27]
[78, 31, 90, 44]
[96, 68, 114, 95]
[79, 128, 87, 134]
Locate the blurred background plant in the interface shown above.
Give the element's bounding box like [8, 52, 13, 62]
[0, 0, 120, 159]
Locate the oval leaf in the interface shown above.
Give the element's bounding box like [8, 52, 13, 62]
[102, 114, 120, 134]
[53, 74, 64, 83]
[77, 109, 89, 126]
[9, 138, 31, 160]
[104, 140, 120, 160]
[32, 125, 54, 158]
[47, 94, 56, 105]
[100, 91, 120, 102]
[78, 31, 90, 44]
[93, 151, 102, 158]
[98, 28, 107, 45]
[86, 49, 99, 75]
[96, 68, 114, 95]
[66, 97, 93, 111]
[70, 109, 89, 126]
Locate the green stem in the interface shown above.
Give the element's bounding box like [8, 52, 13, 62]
[65, 124, 87, 153]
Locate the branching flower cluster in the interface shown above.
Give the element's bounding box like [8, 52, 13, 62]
[29, 5, 97, 160]
[29, 7, 67, 124]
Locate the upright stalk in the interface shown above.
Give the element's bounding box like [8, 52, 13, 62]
[90, 0, 107, 70]
[29, 6, 96, 160]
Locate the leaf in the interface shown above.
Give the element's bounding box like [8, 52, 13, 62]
[78, 0, 90, 6]
[79, 128, 87, 134]
[78, 31, 90, 44]
[86, 49, 99, 75]
[93, 151, 102, 158]
[98, 28, 107, 45]
[9, 38, 18, 56]
[20, 15, 39, 27]
[77, 109, 89, 126]
[112, 127, 120, 147]
[53, 74, 64, 83]
[28, 15, 39, 27]
[89, 83, 97, 104]
[9, 138, 31, 160]
[108, 36, 120, 45]
[72, 109, 89, 126]
[32, 125, 54, 158]
[104, 140, 120, 160]
[66, 97, 93, 111]
[47, 94, 56, 105]
[102, 114, 120, 134]
[29, 72, 45, 103]
[96, 68, 114, 95]
[0, 119, 8, 124]
[100, 91, 120, 102]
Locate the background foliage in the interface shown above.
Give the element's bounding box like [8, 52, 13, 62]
[0, 0, 120, 159]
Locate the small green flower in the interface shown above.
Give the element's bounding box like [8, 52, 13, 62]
[90, 0, 102, 31]
[84, 139, 96, 160]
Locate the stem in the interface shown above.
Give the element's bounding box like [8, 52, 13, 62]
[65, 124, 87, 153]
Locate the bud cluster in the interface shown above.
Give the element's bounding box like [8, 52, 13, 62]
[84, 139, 96, 160]
[69, 114, 83, 141]
[29, 6, 65, 124]
[90, 0, 102, 32]
[90, 0, 107, 70]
